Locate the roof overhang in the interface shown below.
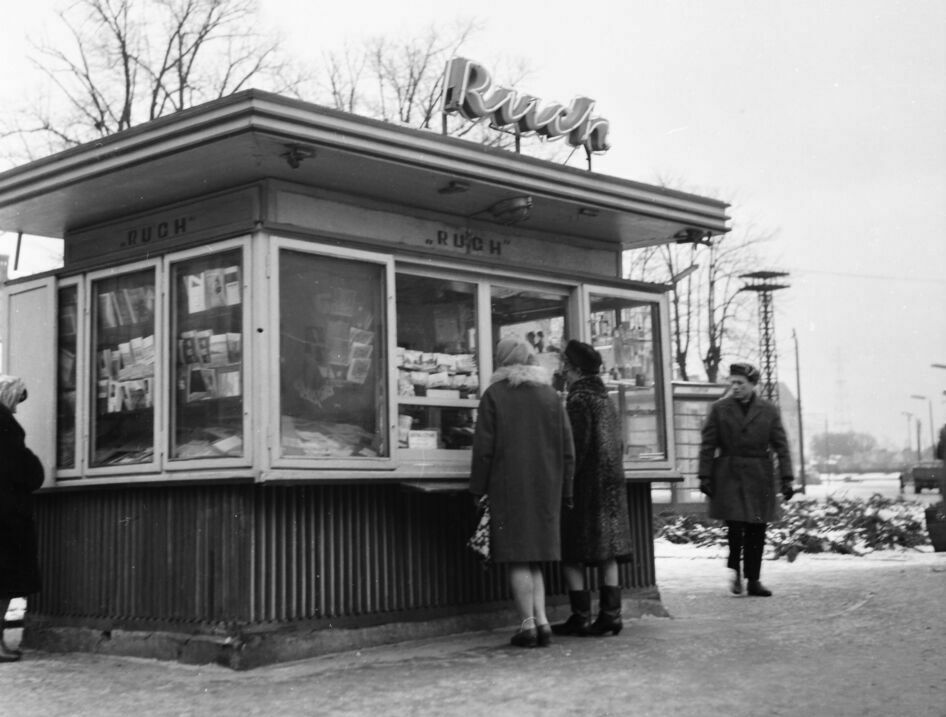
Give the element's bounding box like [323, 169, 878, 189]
[0, 90, 729, 249]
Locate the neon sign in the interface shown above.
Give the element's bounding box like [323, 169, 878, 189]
[441, 57, 610, 153]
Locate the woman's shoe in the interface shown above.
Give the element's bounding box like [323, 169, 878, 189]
[0, 645, 21, 662]
[510, 627, 538, 648]
[536, 623, 552, 647]
[730, 569, 744, 595]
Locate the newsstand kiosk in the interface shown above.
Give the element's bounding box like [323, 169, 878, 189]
[0, 84, 728, 668]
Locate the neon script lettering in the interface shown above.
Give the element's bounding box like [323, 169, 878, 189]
[441, 57, 610, 152]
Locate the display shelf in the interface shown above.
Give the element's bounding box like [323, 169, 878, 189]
[397, 397, 479, 408]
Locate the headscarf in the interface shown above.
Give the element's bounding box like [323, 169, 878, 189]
[495, 336, 535, 368]
[0, 375, 27, 412]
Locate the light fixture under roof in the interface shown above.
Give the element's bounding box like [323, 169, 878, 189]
[282, 144, 316, 169]
[438, 180, 470, 194]
[487, 196, 532, 225]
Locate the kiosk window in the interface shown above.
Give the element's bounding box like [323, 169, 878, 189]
[491, 285, 568, 375]
[588, 294, 667, 461]
[56, 285, 78, 469]
[90, 269, 156, 467]
[169, 250, 244, 460]
[278, 250, 388, 459]
[395, 274, 478, 451]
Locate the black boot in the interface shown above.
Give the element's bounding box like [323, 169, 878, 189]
[586, 585, 623, 637]
[551, 590, 591, 636]
[747, 580, 772, 597]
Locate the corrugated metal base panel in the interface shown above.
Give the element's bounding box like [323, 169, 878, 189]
[28, 481, 662, 667]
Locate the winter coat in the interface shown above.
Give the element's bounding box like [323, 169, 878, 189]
[698, 393, 793, 524]
[561, 376, 633, 564]
[0, 403, 45, 599]
[469, 364, 575, 563]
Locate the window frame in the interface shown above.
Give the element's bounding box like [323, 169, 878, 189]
[84, 258, 163, 477]
[55, 276, 85, 479]
[579, 283, 677, 472]
[266, 236, 398, 471]
[163, 237, 254, 472]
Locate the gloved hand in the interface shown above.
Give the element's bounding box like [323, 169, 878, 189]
[781, 482, 795, 501]
[699, 476, 713, 498]
[564, 497, 574, 510]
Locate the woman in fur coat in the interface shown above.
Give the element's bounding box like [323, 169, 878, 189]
[0, 375, 45, 662]
[552, 340, 633, 638]
[470, 336, 575, 648]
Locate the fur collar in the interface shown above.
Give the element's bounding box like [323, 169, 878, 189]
[488, 364, 551, 387]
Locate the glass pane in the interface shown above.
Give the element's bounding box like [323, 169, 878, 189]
[279, 250, 388, 458]
[170, 251, 244, 460]
[589, 294, 666, 461]
[396, 406, 477, 450]
[491, 285, 568, 375]
[90, 269, 156, 466]
[395, 274, 478, 452]
[56, 286, 78, 469]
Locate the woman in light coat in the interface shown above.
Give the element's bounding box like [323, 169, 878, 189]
[698, 363, 794, 597]
[0, 375, 45, 662]
[470, 337, 575, 647]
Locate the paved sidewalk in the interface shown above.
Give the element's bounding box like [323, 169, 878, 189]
[2, 543, 944, 717]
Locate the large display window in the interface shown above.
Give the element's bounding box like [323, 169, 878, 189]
[586, 287, 671, 465]
[275, 242, 393, 465]
[169, 245, 247, 463]
[89, 264, 158, 470]
[46, 237, 676, 481]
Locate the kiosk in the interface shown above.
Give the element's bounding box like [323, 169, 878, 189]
[0, 89, 729, 667]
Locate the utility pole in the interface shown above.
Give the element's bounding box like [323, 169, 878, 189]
[740, 271, 790, 403]
[792, 330, 806, 494]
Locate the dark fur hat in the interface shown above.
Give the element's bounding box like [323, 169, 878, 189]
[564, 340, 602, 375]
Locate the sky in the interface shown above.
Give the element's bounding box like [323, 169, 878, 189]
[1, 0, 944, 451]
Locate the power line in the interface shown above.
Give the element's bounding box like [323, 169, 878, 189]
[785, 267, 946, 285]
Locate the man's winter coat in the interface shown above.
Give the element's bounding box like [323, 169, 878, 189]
[698, 393, 793, 524]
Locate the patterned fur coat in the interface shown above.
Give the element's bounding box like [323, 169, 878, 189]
[560, 376, 633, 564]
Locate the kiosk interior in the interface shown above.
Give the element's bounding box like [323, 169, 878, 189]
[0, 89, 728, 668]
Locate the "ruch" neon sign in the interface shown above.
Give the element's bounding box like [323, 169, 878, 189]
[441, 57, 610, 153]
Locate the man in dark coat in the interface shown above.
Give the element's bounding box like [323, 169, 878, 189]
[698, 363, 794, 597]
[0, 375, 45, 662]
[552, 340, 632, 638]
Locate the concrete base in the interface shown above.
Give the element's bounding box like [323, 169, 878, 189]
[23, 593, 668, 670]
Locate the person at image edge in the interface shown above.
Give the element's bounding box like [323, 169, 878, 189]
[0, 375, 45, 662]
[698, 362, 795, 597]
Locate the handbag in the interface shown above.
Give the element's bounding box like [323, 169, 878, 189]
[466, 495, 491, 565]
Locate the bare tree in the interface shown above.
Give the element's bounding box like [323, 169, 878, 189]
[625, 223, 768, 383]
[1, 0, 306, 160]
[315, 21, 569, 160]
